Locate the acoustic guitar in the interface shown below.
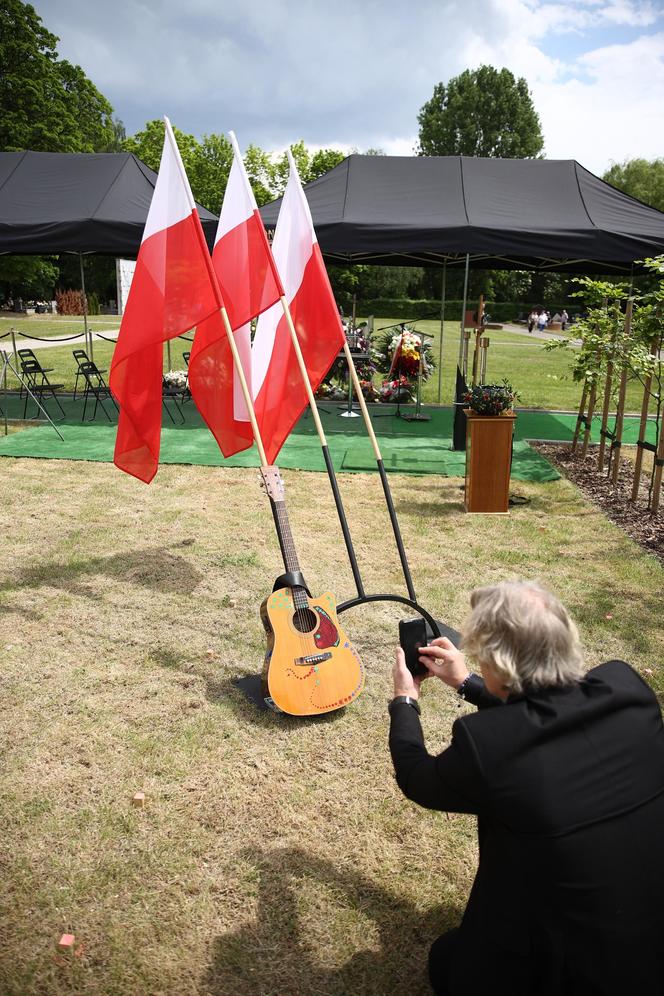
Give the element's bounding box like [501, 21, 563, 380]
[258, 466, 364, 716]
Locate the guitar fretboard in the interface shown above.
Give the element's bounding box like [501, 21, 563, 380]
[272, 500, 309, 611]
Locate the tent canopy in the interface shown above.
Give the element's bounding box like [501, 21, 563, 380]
[0, 151, 218, 256]
[260, 155, 664, 273]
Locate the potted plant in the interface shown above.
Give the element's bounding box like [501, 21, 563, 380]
[463, 379, 519, 416]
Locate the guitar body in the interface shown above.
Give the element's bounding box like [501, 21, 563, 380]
[260, 588, 364, 716]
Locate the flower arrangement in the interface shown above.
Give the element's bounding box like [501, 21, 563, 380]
[360, 379, 380, 402]
[463, 380, 519, 416]
[380, 374, 413, 403]
[163, 370, 188, 391]
[374, 325, 435, 379]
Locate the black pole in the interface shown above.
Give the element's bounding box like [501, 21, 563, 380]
[337, 592, 439, 637]
[376, 458, 417, 602]
[321, 444, 365, 599]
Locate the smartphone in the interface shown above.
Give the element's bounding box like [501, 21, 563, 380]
[398, 618, 461, 678]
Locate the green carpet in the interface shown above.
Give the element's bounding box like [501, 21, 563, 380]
[1, 392, 655, 480]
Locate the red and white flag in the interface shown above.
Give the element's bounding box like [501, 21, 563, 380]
[189, 132, 283, 457]
[252, 151, 345, 464]
[110, 117, 222, 483]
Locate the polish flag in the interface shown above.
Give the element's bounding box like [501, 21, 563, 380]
[110, 117, 223, 484]
[189, 132, 283, 458]
[252, 151, 345, 464]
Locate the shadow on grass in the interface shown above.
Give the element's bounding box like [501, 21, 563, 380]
[205, 845, 462, 996]
[207, 674, 346, 730]
[0, 544, 203, 596]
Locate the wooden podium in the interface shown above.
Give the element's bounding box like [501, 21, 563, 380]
[464, 410, 517, 513]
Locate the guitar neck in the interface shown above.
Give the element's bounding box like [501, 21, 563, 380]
[270, 499, 309, 610]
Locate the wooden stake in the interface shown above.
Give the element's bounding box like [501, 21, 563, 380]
[131, 792, 146, 808]
[471, 294, 484, 385]
[610, 300, 632, 486]
[571, 381, 588, 453]
[651, 419, 664, 514]
[597, 355, 614, 471]
[58, 934, 75, 952]
[580, 381, 598, 459]
[631, 338, 658, 502]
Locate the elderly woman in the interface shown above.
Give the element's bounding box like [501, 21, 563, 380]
[389, 581, 664, 996]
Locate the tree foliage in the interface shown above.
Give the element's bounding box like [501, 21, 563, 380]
[0, 0, 121, 152]
[417, 66, 544, 159]
[602, 159, 664, 214]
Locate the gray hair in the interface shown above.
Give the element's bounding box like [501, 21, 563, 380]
[461, 581, 584, 695]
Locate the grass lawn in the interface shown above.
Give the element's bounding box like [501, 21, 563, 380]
[1, 457, 662, 994]
[1, 315, 658, 412]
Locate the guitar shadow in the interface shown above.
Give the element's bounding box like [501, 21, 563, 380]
[204, 844, 462, 996]
[207, 674, 346, 729]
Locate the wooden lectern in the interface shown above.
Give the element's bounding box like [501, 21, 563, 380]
[464, 410, 517, 513]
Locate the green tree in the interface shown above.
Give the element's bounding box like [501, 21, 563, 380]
[0, 0, 121, 152]
[417, 66, 544, 158]
[603, 158, 664, 213]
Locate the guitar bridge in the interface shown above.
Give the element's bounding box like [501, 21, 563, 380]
[293, 652, 333, 666]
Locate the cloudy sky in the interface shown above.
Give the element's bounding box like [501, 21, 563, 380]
[34, 0, 664, 175]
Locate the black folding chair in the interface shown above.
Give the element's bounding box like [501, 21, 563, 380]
[73, 349, 109, 401]
[79, 360, 118, 422]
[17, 347, 41, 399]
[162, 381, 186, 424]
[182, 351, 190, 366]
[20, 357, 66, 419]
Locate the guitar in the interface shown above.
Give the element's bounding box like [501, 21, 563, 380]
[258, 466, 364, 716]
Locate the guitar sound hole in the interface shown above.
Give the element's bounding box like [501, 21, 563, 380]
[292, 608, 317, 633]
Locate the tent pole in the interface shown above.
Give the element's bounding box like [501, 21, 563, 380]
[279, 296, 365, 599]
[79, 254, 92, 362]
[457, 254, 470, 370]
[436, 261, 446, 404]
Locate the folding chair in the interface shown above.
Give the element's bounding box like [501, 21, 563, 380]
[73, 349, 109, 401]
[20, 357, 66, 419]
[162, 380, 186, 425]
[182, 351, 190, 366]
[17, 347, 40, 399]
[79, 360, 118, 422]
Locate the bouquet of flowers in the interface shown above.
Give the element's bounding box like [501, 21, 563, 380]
[374, 325, 435, 379]
[463, 380, 519, 416]
[380, 374, 413, 403]
[163, 370, 188, 391]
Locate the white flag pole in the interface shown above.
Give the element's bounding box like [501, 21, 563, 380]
[164, 117, 269, 467]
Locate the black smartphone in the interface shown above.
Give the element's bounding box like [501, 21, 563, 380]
[399, 618, 462, 678]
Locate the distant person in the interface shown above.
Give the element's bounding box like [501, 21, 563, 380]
[537, 309, 547, 332]
[561, 309, 569, 331]
[527, 309, 537, 333]
[389, 580, 664, 996]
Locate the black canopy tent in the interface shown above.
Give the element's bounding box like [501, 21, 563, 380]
[260, 154, 664, 273]
[0, 151, 218, 255]
[0, 150, 219, 362]
[261, 154, 664, 419]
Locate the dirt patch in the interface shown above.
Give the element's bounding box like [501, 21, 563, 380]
[533, 443, 663, 564]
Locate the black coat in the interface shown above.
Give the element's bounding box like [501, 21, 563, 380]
[389, 661, 664, 995]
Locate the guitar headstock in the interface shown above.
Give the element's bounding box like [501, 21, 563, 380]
[259, 465, 285, 502]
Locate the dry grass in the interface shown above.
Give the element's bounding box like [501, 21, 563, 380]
[1, 458, 663, 995]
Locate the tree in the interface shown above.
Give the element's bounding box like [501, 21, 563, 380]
[603, 159, 664, 213]
[0, 0, 121, 152]
[417, 66, 544, 159]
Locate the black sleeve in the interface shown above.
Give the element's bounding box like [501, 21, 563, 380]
[463, 672, 503, 710]
[388, 703, 486, 814]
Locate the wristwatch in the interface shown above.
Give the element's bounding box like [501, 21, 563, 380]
[389, 695, 421, 716]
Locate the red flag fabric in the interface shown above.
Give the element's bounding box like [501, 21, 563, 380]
[110, 119, 222, 483]
[189, 132, 283, 458]
[252, 152, 345, 464]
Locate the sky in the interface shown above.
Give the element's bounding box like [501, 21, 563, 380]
[33, 0, 664, 176]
